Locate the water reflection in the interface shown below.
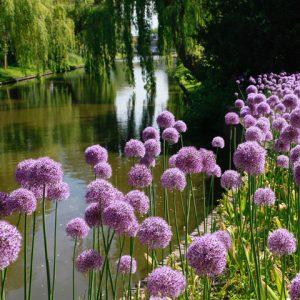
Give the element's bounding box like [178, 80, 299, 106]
[0, 62, 203, 299]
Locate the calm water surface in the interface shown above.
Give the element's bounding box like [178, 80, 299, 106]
[0, 62, 204, 299]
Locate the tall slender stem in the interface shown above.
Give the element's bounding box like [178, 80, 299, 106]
[128, 237, 135, 299]
[51, 201, 58, 300]
[24, 214, 27, 300]
[28, 211, 36, 300]
[72, 237, 77, 300]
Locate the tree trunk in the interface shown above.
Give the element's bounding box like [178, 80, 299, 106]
[4, 52, 8, 70]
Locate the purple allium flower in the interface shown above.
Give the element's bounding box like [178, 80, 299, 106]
[0, 221, 22, 270]
[291, 109, 300, 128]
[199, 148, 217, 174]
[127, 220, 139, 237]
[253, 188, 275, 206]
[290, 273, 300, 300]
[207, 164, 222, 177]
[156, 111, 175, 129]
[267, 228, 296, 256]
[161, 168, 186, 191]
[125, 190, 149, 215]
[85, 179, 116, 209]
[253, 93, 266, 104]
[29, 157, 63, 186]
[162, 128, 179, 144]
[245, 126, 264, 143]
[186, 234, 227, 277]
[256, 117, 270, 134]
[277, 155, 289, 168]
[137, 217, 172, 249]
[240, 106, 251, 117]
[124, 139, 146, 158]
[142, 127, 160, 142]
[128, 164, 152, 188]
[233, 141, 266, 175]
[173, 120, 187, 133]
[267, 95, 280, 108]
[94, 162, 112, 179]
[0, 192, 13, 217]
[246, 85, 258, 94]
[84, 203, 102, 228]
[103, 201, 137, 235]
[275, 103, 286, 113]
[76, 249, 103, 273]
[235, 99, 244, 109]
[147, 266, 186, 298]
[211, 136, 225, 149]
[221, 170, 242, 189]
[257, 102, 271, 115]
[144, 139, 161, 157]
[47, 182, 70, 201]
[117, 255, 137, 274]
[175, 147, 202, 174]
[212, 230, 232, 251]
[15, 159, 35, 185]
[283, 94, 298, 110]
[8, 188, 37, 215]
[293, 160, 300, 186]
[168, 154, 178, 168]
[265, 131, 273, 142]
[243, 115, 256, 129]
[280, 125, 300, 143]
[272, 117, 288, 132]
[291, 145, 300, 164]
[274, 138, 290, 153]
[85, 145, 108, 166]
[283, 112, 291, 122]
[140, 154, 156, 168]
[66, 218, 90, 239]
[225, 112, 239, 125]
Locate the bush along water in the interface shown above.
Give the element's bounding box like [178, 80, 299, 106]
[1, 72, 300, 299]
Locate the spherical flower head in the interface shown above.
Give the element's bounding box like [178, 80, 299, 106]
[235, 99, 244, 109]
[290, 273, 300, 300]
[211, 136, 225, 149]
[272, 117, 288, 132]
[256, 117, 270, 133]
[221, 170, 242, 189]
[117, 255, 137, 274]
[253, 188, 275, 206]
[291, 145, 300, 164]
[103, 201, 137, 235]
[140, 154, 156, 168]
[264, 131, 273, 142]
[199, 148, 217, 174]
[240, 106, 251, 117]
[76, 249, 103, 273]
[156, 111, 175, 129]
[275, 103, 286, 113]
[85, 145, 108, 166]
[142, 127, 160, 142]
[243, 115, 256, 129]
[84, 203, 102, 227]
[225, 112, 239, 125]
[124, 139, 146, 158]
[29, 157, 63, 186]
[253, 93, 266, 104]
[127, 220, 139, 237]
[85, 179, 116, 208]
[137, 217, 172, 249]
[175, 146, 202, 174]
[94, 162, 112, 179]
[293, 160, 300, 186]
[47, 182, 70, 201]
[245, 126, 264, 143]
[277, 155, 289, 168]
[161, 168, 186, 191]
[267, 95, 280, 108]
[274, 138, 290, 153]
[162, 128, 179, 144]
[207, 164, 222, 177]
[8, 188, 37, 215]
[267, 228, 296, 256]
[246, 85, 258, 94]
[147, 266, 186, 298]
[186, 234, 227, 277]
[128, 164, 152, 188]
[283, 112, 291, 122]
[168, 154, 178, 168]
[125, 190, 149, 215]
[0, 221, 22, 270]
[233, 141, 266, 175]
[66, 217, 90, 239]
[290, 109, 300, 128]
[283, 93, 298, 110]
[0, 192, 13, 217]
[144, 139, 161, 157]
[15, 159, 36, 185]
[173, 120, 187, 133]
[212, 230, 232, 251]
[257, 101, 271, 115]
[280, 125, 300, 143]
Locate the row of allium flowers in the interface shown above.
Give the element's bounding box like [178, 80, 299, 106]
[2, 72, 300, 300]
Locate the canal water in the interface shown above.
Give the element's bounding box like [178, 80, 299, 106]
[0, 61, 205, 299]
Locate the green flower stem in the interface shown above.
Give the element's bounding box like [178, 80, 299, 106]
[114, 235, 125, 300]
[51, 201, 58, 300]
[72, 237, 77, 300]
[24, 214, 27, 300]
[28, 211, 36, 300]
[128, 237, 135, 299]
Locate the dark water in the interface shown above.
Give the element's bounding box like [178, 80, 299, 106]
[0, 62, 204, 299]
